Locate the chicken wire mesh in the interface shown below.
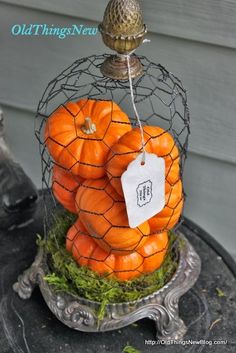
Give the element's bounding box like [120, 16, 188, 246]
[35, 54, 190, 286]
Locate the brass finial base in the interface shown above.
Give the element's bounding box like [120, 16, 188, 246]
[100, 55, 143, 80]
[99, 0, 147, 80]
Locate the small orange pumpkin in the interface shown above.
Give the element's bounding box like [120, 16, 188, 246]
[106, 126, 180, 196]
[75, 178, 150, 254]
[52, 165, 83, 213]
[148, 179, 184, 232]
[66, 219, 168, 281]
[45, 99, 131, 179]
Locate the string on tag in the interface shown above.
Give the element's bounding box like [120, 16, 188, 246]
[117, 39, 151, 165]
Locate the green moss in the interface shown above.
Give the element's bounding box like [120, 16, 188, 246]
[122, 345, 141, 353]
[39, 211, 180, 316]
[216, 287, 226, 297]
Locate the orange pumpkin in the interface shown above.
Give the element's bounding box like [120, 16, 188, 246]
[106, 126, 180, 196]
[149, 180, 184, 233]
[45, 99, 131, 179]
[52, 165, 83, 213]
[75, 178, 150, 254]
[66, 219, 168, 281]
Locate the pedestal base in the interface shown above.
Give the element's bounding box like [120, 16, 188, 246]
[100, 55, 143, 80]
[13, 233, 201, 341]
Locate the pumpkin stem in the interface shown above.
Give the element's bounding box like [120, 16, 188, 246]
[81, 117, 96, 135]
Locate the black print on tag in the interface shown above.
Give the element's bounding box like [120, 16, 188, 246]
[136, 180, 153, 207]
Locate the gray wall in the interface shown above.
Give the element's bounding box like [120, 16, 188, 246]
[0, 1, 236, 256]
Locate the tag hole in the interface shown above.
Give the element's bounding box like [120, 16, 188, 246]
[141, 161, 145, 166]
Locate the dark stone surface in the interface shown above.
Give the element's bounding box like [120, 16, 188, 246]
[0, 196, 236, 353]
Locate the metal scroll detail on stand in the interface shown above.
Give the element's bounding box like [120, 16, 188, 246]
[13, 233, 201, 340]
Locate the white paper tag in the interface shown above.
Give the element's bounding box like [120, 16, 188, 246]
[121, 153, 165, 228]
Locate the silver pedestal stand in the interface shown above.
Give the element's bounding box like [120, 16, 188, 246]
[13, 233, 201, 340]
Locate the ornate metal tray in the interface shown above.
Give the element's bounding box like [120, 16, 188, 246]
[13, 233, 201, 340]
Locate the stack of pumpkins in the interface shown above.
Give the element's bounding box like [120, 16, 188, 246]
[45, 98, 183, 281]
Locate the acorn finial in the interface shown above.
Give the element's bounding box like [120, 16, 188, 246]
[99, 0, 147, 80]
